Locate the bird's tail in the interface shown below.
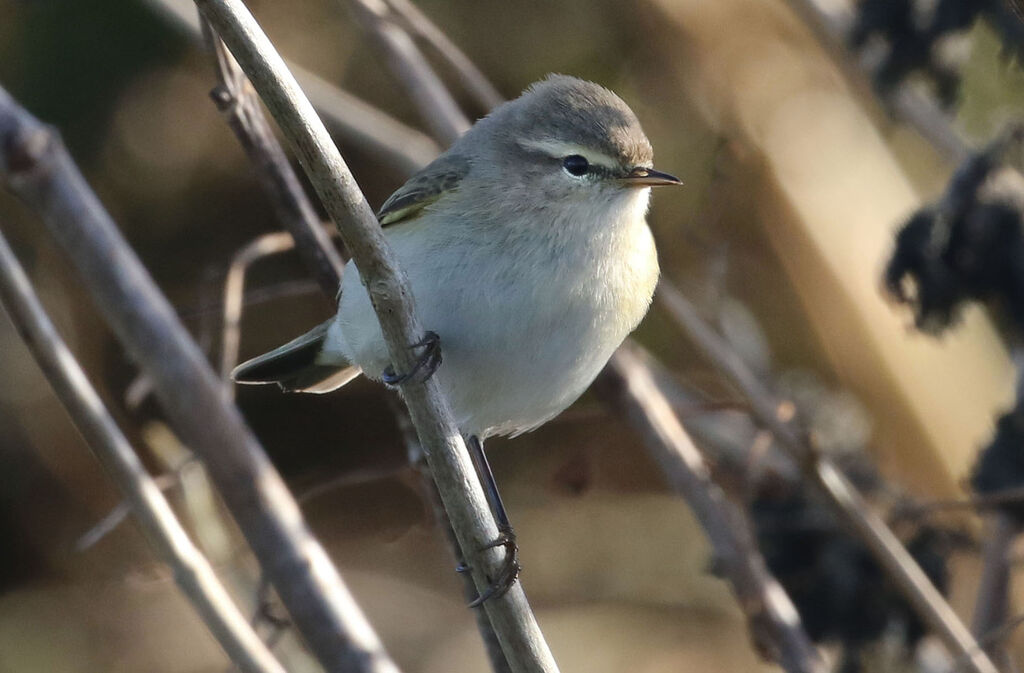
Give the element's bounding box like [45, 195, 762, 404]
[231, 319, 361, 394]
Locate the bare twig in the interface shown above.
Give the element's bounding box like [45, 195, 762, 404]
[201, 17, 345, 297]
[973, 513, 1020, 669]
[381, 0, 504, 111]
[597, 345, 826, 673]
[656, 280, 1000, 673]
[145, 0, 438, 176]
[386, 396, 513, 673]
[343, 0, 470, 145]
[76, 474, 178, 551]
[190, 2, 557, 671]
[220, 231, 295, 392]
[0, 85, 401, 673]
[0, 226, 286, 673]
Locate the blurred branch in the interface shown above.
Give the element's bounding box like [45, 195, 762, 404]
[146, 0, 438, 175]
[0, 84, 401, 673]
[220, 231, 295, 394]
[381, 0, 503, 111]
[596, 344, 826, 673]
[342, 0, 470, 145]
[0, 227, 286, 673]
[972, 513, 1020, 669]
[191, 1, 557, 671]
[201, 17, 345, 298]
[625, 340, 802, 491]
[655, 280, 1000, 673]
[784, 0, 972, 161]
[76, 474, 177, 551]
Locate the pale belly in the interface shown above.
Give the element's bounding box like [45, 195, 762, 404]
[329, 212, 659, 438]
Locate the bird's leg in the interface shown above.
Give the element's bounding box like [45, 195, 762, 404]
[381, 330, 442, 385]
[456, 434, 521, 607]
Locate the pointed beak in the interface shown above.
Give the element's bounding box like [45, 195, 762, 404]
[619, 167, 683, 187]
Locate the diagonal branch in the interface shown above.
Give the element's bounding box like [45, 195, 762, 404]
[597, 344, 826, 673]
[0, 84, 401, 673]
[0, 227, 286, 673]
[200, 16, 345, 298]
[342, 0, 470, 145]
[656, 279, 1000, 673]
[192, 2, 558, 671]
[145, 0, 439, 176]
[380, 0, 504, 111]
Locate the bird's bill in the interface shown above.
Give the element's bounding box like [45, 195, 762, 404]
[619, 167, 682, 187]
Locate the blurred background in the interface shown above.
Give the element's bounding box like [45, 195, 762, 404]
[1, 0, 1023, 671]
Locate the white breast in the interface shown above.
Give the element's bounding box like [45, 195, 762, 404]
[328, 188, 659, 438]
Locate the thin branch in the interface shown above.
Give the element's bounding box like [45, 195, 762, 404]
[190, 2, 557, 671]
[220, 231, 295, 394]
[380, 0, 504, 111]
[201, 17, 345, 298]
[656, 280, 1000, 673]
[972, 513, 1020, 669]
[386, 395, 513, 673]
[145, 0, 439, 176]
[343, 0, 470, 145]
[0, 226, 286, 673]
[596, 345, 826, 673]
[76, 474, 177, 551]
[893, 486, 1024, 518]
[0, 85, 401, 673]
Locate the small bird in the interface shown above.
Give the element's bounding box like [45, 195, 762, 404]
[233, 74, 679, 599]
[234, 74, 679, 438]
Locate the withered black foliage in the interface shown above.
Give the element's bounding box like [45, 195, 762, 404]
[850, 0, 984, 106]
[850, 0, 1024, 107]
[753, 485, 951, 673]
[972, 407, 1024, 521]
[884, 147, 1024, 336]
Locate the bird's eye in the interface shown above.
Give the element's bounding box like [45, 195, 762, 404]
[562, 155, 589, 177]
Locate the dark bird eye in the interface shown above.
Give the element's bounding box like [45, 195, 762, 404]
[562, 155, 589, 177]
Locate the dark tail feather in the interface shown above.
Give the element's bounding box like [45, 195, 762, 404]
[231, 319, 361, 393]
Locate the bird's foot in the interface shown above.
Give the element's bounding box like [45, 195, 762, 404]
[457, 525, 521, 607]
[381, 331, 442, 385]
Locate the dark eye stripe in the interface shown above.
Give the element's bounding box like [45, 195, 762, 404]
[562, 155, 589, 176]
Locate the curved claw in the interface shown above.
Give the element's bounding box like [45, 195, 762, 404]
[382, 331, 442, 385]
[465, 527, 521, 608]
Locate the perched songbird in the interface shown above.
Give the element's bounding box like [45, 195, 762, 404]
[233, 74, 679, 442]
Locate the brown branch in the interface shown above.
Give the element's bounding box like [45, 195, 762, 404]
[656, 280, 1000, 673]
[343, 0, 470, 145]
[386, 396, 513, 673]
[0, 226, 286, 673]
[219, 231, 295, 393]
[381, 0, 504, 111]
[972, 513, 1020, 670]
[201, 17, 345, 297]
[0, 84, 401, 673]
[190, 2, 557, 671]
[596, 345, 826, 673]
[145, 0, 439, 176]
